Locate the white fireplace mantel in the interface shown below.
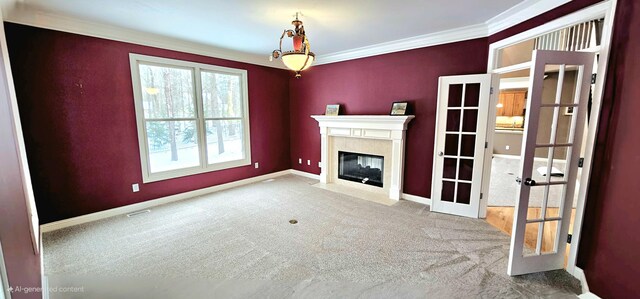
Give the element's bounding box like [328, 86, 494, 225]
[311, 115, 414, 201]
[311, 115, 414, 131]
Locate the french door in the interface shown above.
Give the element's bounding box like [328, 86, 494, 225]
[432, 74, 497, 218]
[508, 50, 594, 275]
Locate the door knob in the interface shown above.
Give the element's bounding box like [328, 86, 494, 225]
[524, 178, 536, 186]
[438, 151, 444, 157]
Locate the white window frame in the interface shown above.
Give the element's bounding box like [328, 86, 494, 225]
[129, 53, 251, 183]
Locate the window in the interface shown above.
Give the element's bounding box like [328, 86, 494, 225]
[130, 54, 251, 182]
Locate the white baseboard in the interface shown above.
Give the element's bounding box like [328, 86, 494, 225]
[289, 169, 320, 180]
[40, 236, 47, 298]
[41, 274, 49, 299]
[289, 169, 431, 206]
[401, 193, 432, 206]
[40, 170, 292, 233]
[39, 169, 425, 233]
[578, 293, 600, 299]
[574, 267, 592, 295]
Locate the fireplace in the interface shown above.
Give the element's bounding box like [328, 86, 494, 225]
[311, 115, 414, 201]
[338, 151, 384, 187]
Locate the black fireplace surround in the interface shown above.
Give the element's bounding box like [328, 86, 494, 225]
[338, 151, 384, 187]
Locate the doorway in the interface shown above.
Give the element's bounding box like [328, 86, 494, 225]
[486, 66, 591, 267]
[486, 66, 587, 268]
[481, 0, 617, 277]
[431, 74, 495, 218]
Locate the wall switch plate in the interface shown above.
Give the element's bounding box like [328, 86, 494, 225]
[132, 183, 139, 192]
[254, 162, 259, 168]
[298, 158, 302, 164]
[307, 160, 311, 166]
[318, 161, 322, 168]
[506, 145, 510, 150]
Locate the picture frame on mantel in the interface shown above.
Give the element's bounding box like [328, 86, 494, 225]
[390, 102, 409, 115]
[325, 104, 340, 116]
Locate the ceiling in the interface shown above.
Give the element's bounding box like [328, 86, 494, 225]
[3, 0, 565, 66]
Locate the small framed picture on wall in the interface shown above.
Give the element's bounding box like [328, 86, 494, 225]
[390, 102, 409, 115]
[325, 104, 340, 116]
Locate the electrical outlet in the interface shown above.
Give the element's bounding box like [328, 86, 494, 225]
[307, 160, 311, 166]
[506, 145, 510, 150]
[254, 162, 259, 168]
[132, 183, 139, 192]
[298, 158, 302, 164]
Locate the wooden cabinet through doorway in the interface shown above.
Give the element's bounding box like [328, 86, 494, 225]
[497, 89, 527, 116]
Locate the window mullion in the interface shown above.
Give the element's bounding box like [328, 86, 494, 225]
[130, 53, 251, 183]
[194, 67, 208, 169]
[241, 70, 251, 163]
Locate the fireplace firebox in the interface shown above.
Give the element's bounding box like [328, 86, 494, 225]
[338, 151, 384, 187]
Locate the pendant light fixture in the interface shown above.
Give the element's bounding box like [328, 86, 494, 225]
[271, 12, 315, 78]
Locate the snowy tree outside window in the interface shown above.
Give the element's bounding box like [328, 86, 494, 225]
[130, 54, 250, 182]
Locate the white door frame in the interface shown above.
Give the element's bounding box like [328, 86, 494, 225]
[0, 9, 40, 255]
[483, 0, 618, 277]
[0, 241, 10, 299]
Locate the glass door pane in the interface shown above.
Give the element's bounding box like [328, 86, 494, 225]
[434, 74, 492, 218]
[521, 64, 580, 257]
[509, 50, 594, 276]
[440, 83, 480, 206]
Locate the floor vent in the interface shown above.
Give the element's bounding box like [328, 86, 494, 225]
[127, 210, 151, 217]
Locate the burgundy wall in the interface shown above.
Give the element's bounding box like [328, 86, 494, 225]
[490, 0, 640, 296]
[5, 23, 291, 224]
[5, 0, 640, 297]
[288, 0, 640, 296]
[288, 38, 489, 197]
[489, 0, 640, 296]
[576, 0, 640, 297]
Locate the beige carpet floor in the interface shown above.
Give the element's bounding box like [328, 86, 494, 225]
[43, 175, 580, 298]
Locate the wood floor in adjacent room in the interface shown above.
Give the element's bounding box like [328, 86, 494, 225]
[486, 207, 576, 267]
[43, 175, 580, 298]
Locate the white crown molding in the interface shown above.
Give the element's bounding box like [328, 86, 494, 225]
[4, 6, 286, 69]
[315, 0, 572, 66]
[485, 0, 571, 35]
[487, 1, 611, 71]
[315, 23, 488, 65]
[3, 0, 577, 68]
